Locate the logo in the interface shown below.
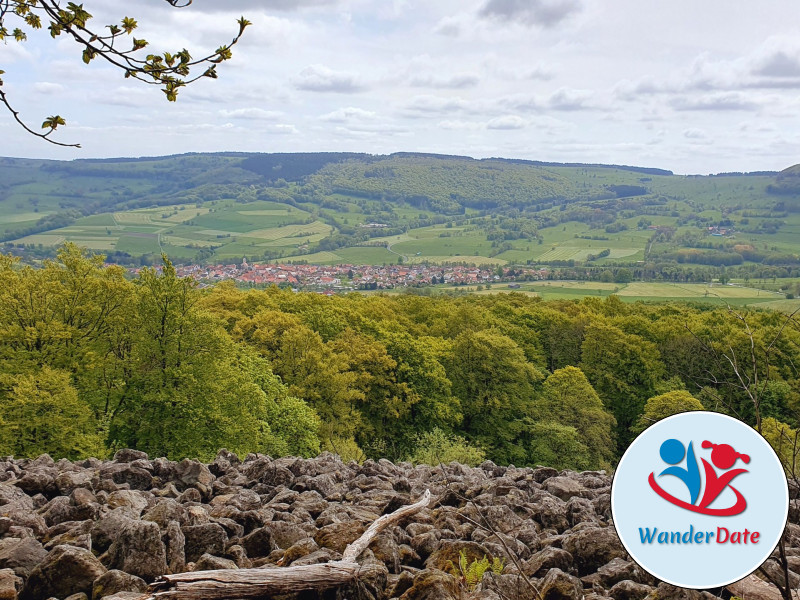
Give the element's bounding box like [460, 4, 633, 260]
[648, 439, 749, 516]
[611, 412, 788, 589]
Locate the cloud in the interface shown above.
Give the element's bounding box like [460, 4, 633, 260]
[219, 108, 283, 120]
[186, 0, 339, 12]
[293, 65, 366, 93]
[33, 82, 65, 95]
[403, 95, 470, 115]
[683, 128, 706, 139]
[487, 115, 528, 130]
[320, 107, 378, 122]
[547, 88, 594, 111]
[750, 39, 800, 79]
[670, 93, 760, 112]
[478, 0, 583, 28]
[409, 73, 480, 89]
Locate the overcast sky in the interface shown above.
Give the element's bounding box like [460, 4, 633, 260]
[3, 0, 800, 174]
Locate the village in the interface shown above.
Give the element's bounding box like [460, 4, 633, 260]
[154, 260, 551, 292]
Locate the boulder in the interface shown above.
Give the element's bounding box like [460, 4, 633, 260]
[314, 522, 365, 554]
[397, 569, 458, 600]
[0, 569, 21, 600]
[182, 523, 227, 563]
[20, 545, 106, 600]
[0, 538, 48, 580]
[193, 554, 238, 571]
[539, 567, 583, 600]
[610, 580, 653, 600]
[91, 570, 147, 600]
[107, 520, 167, 582]
[561, 526, 626, 575]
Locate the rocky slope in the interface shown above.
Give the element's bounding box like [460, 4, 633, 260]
[0, 450, 796, 600]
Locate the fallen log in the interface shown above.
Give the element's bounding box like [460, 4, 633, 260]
[142, 489, 433, 600]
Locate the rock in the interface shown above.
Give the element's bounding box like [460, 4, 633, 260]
[544, 477, 588, 501]
[561, 526, 626, 575]
[113, 450, 148, 463]
[533, 494, 569, 532]
[20, 545, 106, 600]
[174, 460, 214, 492]
[398, 569, 458, 600]
[106, 491, 149, 515]
[262, 521, 309, 550]
[281, 538, 319, 566]
[107, 520, 167, 582]
[0, 538, 48, 580]
[0, 569, 21, 600]
[193, 554, 238, 571]
[610, 580, 653, 600]
[482, 571, 539, 600]
[182, 523, 227, 563]
[539, 567, 583, 600]
[164, 521, 185, 575]
[314, 522, 365, 554]
[91, 570, 147, 600]
[55, 471, 94, 496]
[582, 557, 652, 588]
[727, 574, 783, 600]
[90, 508, 136, 554]
[102, 464, 153, 491]
[64, 594, 88, 600]
[97, 594, 146, 600]
[424, 540, 492, 571]
[369, 534, 401, 573]
[523, 546, 574, 577]
[240, 526, 278, 559]
[143, 499, 185, 529]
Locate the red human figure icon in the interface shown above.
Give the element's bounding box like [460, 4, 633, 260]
[698, 441, 750, 510]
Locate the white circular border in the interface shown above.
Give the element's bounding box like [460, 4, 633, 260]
[611, 411, 790, 590]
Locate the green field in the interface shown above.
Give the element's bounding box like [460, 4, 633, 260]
[436, 280, 790, 307]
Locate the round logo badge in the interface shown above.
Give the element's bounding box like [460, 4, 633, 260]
[611, 411, 788, 589]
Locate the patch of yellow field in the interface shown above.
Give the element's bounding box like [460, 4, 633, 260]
[14, 234, 66, 246]
[113, 211, 153, 225]
[162, 236, 216, 248]
[243, 222, 332, 241]
[533, 281, 620, 290]
[199, 229, 239, 237]
[2, 212, 48, 223]
[162, 207, 210, 223]
[616, 283, 783, 298]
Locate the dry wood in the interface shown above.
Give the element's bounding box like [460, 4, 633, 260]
[142, 489, 432, 600]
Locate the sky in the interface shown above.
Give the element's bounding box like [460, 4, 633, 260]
[3, 0, 800, 174]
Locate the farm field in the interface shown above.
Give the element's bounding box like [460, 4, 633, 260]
[434, 280, 789, 306]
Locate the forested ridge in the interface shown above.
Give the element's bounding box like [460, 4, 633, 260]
[1, 244, 798, 468]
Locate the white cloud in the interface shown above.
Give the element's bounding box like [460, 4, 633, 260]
[478, 0, 583, 28]
[293, 65, 366, 93]
[219, 108, 283, 120]
[487, 115, 528, 130]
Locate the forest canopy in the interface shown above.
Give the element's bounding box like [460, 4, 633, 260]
[1, 244, 798, 469]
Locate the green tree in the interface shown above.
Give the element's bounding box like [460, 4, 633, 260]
[632, 390, 704, 434]
[527, 421, 591, 471]
[448, 329, 543, 463]
[536, 366, 616, 469]
[0, 367, 104, 460]
[581, 322, 664, 447]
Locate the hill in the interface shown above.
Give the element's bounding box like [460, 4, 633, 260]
[1, 153, 799, 280]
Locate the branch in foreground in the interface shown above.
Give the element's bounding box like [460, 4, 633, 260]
[143, 489, 433, 600]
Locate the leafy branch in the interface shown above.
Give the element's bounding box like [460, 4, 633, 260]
[0, 0, 250, 146]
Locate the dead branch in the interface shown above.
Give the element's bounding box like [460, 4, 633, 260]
[142, 489, 432, 600]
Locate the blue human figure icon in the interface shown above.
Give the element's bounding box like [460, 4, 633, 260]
[658, 439, 701, 505]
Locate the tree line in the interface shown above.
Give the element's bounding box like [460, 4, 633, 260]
[1, 244, 798, 469]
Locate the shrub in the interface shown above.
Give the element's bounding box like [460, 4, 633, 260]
[408, 428, 486, 466]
